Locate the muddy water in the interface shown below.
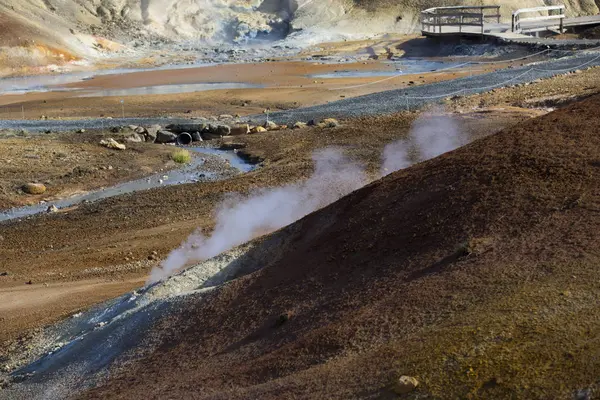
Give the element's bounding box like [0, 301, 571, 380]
[312, 59, 465, 79]
[0, 148, 255, 223]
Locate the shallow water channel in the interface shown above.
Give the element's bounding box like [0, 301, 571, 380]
[0, 147, 255, 223]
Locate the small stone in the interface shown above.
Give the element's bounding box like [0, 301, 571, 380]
[46, 205, 59, 213]
[393, 376, 419, 394]
[321, 118, 340, 128]
[251, 126, 267, 134]
[100, 138, 126, 150]
[292, 121, 307, 129]
[22, 183, 46, 195]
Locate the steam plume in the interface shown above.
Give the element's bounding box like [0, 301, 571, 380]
[149, 148, 367, 283]
[150, 110, 465, 283]
[381, 110, 464, 176]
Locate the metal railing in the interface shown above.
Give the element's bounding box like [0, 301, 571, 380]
[512, 5, 565, 33]
[421, 6, 501, 35]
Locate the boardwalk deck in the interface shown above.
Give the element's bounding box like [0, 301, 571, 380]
[421, 5, 600, 44]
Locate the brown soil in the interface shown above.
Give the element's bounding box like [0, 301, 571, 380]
[0, 107, 532, 349]
[81, 93, 600, 400]
[0, 60, 514, 120]
[0, 131, 178, 210]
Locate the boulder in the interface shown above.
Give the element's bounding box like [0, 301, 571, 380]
[156, 130, 177, 144]
[134, 126, 147, 135]
[264, 120, 278, 130]
[216, 125, 231, 136]
[22, 183, 46, 195]
[230, 124, 250, 136]
[146, 125, 161, 142]
[251, 126, 267, 134]
[165, 123, 207, 134]
[292, 121, 307, 129]
[393, 376, 419, 395]
[100, 138, 126, 150]
[321, 118, 340, 128]
[126, 133, 145, 143]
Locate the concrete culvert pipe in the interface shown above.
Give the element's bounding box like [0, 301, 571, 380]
[176, 132, 193, 145]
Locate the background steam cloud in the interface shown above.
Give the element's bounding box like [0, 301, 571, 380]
[150, 111, 465, 283]
[381, 110, 464, 176]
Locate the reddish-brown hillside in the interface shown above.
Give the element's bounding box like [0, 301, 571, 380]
[82, 94, 600, 399]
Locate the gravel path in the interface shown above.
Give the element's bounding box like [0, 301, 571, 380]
[1, 51, 599, 132]
[265, 51, 600, 123]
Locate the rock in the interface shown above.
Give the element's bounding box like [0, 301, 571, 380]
[22, 183, 46, 195]
[100, 138, 126, 150]
[307, 119, 317, 126]
[126, 133, 145, 143]
[217, 125, 231, 136]
[191, 132, 203, 142]
[321, 118, 340, 128]
[146, 125, 161, 142]
[251, 126, 267, 134]
[77, 129, 85, 133]
[218, 114, 234, 120]
[230, 124, 250, 136]
[127, 125, 139, 131]
[292, 121, 307, 129]
[134, 126, 147, 135]
[393, 376, 419, 394]
[264, 120, 278, 130]
[156, 130, 177, 144]
[46, 205, 58, 213]
[165, 123, 207, 134]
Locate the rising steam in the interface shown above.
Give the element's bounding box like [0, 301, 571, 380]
[381, 110, 464, 176]
[150, 111, 465, 283]
[149, 148, 367, 283]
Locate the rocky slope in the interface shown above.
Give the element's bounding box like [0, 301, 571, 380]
[63, 92, 599, 399]
[1, 0, 599, 73]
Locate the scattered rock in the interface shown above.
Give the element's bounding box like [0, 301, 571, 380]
[22, 183, 46, 195]
[100, 138, 126, 150]
[264, 120, 278, 130]
[230, 124, 250, 136]
[217, 125, 231, 136]
[126, 133, 145, 143]
[165, 123, 207, 134]
[156, 130, 177, 144]
[77, 129, 85, 133]
[393, 376, 419, 394]
[292, 121, 307, 129]
[251, 126, 267, 134]
[321, 118, 340, 128]
[146, 125, 161, 142]
[46, 205, 59, 213]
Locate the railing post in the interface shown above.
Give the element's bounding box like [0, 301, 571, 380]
[511, 13, 515, 32]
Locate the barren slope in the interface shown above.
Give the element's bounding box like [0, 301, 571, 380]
[80, 94, 600, 399]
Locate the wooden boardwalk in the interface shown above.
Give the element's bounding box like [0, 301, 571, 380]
[421, 5, 600, 43]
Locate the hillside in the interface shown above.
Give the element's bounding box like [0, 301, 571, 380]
[1, 0, 599, 72]
[77, 94, 600, 399]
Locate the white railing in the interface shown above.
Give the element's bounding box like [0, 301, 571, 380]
[512, 5, 565, 33]
[421, 6, 501, 35]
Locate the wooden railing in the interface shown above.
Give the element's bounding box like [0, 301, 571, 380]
[512, 5, 565, 33]
[421, 6, 501, 35]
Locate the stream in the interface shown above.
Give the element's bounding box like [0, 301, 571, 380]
[0, 147, 255, 223]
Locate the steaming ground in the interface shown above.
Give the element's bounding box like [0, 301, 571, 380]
[152, 111, 463, 282]
[4, 93, 600, 399]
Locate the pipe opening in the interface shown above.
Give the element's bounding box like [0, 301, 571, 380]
[176, 132, 193, 145]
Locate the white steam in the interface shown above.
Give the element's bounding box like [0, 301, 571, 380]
[150, 111, 465, 283]
[149, 148, 367, 283]
[381, 111, 464, 176]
